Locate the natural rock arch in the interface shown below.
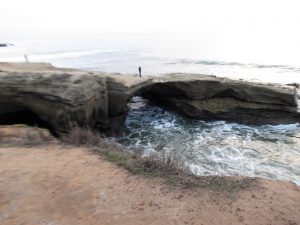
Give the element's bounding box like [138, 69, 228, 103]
[0, 63, 299, 133]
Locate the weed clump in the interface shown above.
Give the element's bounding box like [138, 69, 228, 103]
[61, 127, 255, 195]
[60, 126, 105, 147]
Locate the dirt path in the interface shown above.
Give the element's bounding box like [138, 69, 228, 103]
[0, 146, 299, 225]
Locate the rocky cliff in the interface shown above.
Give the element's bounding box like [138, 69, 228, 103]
[0, 62, 299, 132]
[0, 63, 108, 131]
[141, 74, 300, 125]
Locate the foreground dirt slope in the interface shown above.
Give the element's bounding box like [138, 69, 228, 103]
[0, 146, 299, 225]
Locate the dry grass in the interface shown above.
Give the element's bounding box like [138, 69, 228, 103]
[61, 127, 256, 195]
[60, 126, 105, 147]
[0, 130, 4, 144]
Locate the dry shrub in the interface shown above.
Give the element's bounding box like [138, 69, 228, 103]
[60, 126, 106, 147]
[0, 130, 4, 144]
[130, 153, 254, 194]
[61, 127, 256, 195]
[128, 154, 183, 176]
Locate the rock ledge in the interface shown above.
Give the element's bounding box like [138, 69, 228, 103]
[0, 62, 299, 131]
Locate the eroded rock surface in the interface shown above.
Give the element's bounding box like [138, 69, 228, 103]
[142, 74, 300, 125]
[0, 62, 299, 132]
[0, 63, 108, 131]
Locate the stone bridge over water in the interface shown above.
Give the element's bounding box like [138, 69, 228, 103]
[0, 62, 299, 133]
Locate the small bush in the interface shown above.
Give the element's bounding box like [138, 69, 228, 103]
[60, 126, 106, 147]
[0, 130, 3, 144]
[61, 127, 256, 195]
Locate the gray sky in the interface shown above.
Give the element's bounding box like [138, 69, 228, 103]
[1, 0, 300, 66]
[1, 0, 299, 34]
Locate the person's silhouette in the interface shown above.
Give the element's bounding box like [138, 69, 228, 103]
[24, 54, 29, 63]
[138, 66, 142, 77]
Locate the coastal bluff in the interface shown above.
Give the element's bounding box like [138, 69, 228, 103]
[0, 62, 299, 132]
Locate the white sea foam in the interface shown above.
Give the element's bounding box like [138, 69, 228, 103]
[115, 97, 300, 185]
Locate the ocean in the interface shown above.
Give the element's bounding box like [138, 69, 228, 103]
[1, 33, 300, 84]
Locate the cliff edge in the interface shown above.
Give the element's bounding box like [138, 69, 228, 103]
[0, 62, 299, 132]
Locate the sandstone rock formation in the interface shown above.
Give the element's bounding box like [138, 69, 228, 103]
[141, 74, 300, 125]
[0, 63, 108, 132]
[0, 62, 299, 132]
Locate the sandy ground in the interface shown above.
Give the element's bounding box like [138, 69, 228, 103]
[0, 144, 299, 225]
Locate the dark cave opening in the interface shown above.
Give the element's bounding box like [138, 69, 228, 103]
[0, 104, 57, 136]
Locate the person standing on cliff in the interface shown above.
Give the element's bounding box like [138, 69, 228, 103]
[24, 54, 29, 63]
[138, 66, 142, 77]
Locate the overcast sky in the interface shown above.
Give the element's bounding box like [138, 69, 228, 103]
[1, 0, 300, 35]
[1, 0, 300, 66]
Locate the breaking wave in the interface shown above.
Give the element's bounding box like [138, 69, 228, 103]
[113, 97, 300, 185]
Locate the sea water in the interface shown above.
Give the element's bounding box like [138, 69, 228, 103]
[113, 97, 300, 185]
[1, 33, 300, 84]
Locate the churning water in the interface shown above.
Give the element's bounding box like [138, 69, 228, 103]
[114, 97, 300, 185]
